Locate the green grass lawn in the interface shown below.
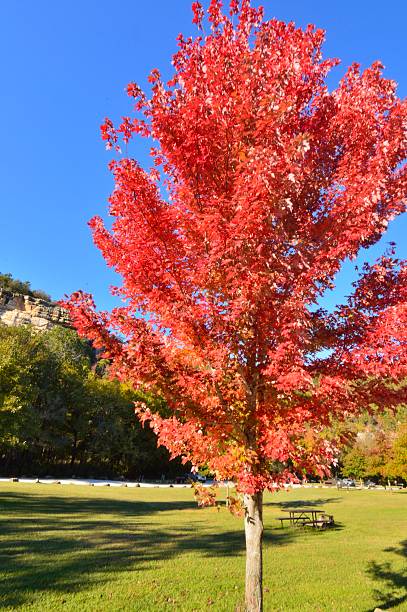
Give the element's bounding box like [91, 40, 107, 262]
[0, 483, 405, 611]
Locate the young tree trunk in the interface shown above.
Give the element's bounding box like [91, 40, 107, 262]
[244, 491, 263, 612]
[70, 432, 78, 469]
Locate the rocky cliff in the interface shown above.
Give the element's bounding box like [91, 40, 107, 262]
[0, 289, 71, 330]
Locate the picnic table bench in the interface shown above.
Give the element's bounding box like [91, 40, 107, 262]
[277, 508, 334, 529]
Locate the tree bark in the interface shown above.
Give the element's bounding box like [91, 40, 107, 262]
[244, 491, 263, 612]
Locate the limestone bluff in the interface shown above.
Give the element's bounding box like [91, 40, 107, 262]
[0, 288, 70, 330]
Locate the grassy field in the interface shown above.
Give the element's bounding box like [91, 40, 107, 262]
[0, 483, 405, 611]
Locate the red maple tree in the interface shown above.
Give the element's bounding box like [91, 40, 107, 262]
[65, 2, 406, 609]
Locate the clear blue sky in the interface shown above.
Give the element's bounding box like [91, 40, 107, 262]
[0, 0, 405, 312]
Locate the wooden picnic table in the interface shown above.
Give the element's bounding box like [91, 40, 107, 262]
[278, 507, 334, 529]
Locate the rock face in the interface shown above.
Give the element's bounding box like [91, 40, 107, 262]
[0, 289, 71, 330]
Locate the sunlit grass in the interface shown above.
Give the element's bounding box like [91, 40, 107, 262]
[0, 483, 405, 611]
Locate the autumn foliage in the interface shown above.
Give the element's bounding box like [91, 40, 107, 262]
[191, 482, 218, 507]
[66, 0, 406, 495]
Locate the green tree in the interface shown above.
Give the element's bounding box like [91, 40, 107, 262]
[383, 423, 407, 482]
[0, 325, 51, 460]
[341, 446, 367, 480]
[0, 323, 181, 478]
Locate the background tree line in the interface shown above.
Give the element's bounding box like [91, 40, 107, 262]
[0, 323, 184, 479]
[0, 322, 405, 482]
[340, 405, 407, 484]
[0, 272, 405, 483]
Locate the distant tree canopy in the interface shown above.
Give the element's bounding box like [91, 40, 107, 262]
[0, 272, 52, 302]
[0, 320, 404, 482]
[0, 324, 183, 479]
[340, 405, 407, 483]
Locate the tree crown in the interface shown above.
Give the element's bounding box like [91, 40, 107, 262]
[66, 0, 406, 493]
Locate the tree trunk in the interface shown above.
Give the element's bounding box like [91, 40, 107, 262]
[70, 432, 78, 469]
[244, 491, 263, 612]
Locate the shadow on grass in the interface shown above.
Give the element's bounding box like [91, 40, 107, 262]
[265, 497, 342, 509]
[0, 491, 297, 608]
[366, 540, 407, 611]
[0, 490, 197, 517]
